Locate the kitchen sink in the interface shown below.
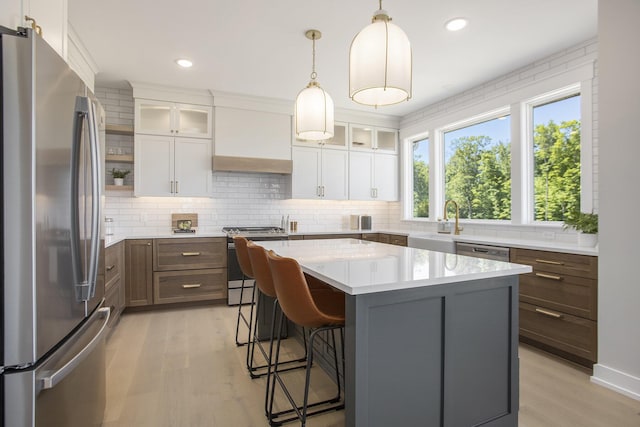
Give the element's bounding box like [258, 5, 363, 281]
[407, 232, 456, 253]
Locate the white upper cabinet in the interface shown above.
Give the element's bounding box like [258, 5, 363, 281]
[292, 146, 348, 200]
[135, 135, 211, 197]
[135, 99, 212, 139]
[23, 0, 67, 59]
[293, 122, 348, 150]
[349, 124, 398, 153]
[349, 151, 398, 201]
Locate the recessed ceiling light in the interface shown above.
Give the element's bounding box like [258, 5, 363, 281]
[445, 18, 468, 32]
[175, 59, 193, 68]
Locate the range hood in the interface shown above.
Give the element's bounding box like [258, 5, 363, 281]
[212, 155, 292, 174]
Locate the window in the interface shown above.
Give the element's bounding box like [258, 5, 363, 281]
[412, 138, 429, 217]
[532, 94, 581, 222]
[403, 63, 593, 225]
[444, 115, 511, 220]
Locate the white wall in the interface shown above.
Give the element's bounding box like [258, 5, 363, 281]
[591, 0, 640, 400]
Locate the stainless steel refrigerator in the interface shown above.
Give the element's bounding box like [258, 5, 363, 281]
[1, 27, 108, 426]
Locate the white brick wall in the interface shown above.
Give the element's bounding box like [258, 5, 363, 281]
[97, 37, 598, 242]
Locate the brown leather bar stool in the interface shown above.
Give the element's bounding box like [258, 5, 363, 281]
[246, 242, 308, 418]
[233, 236, 257, 346]
[266, 250, 345, 427]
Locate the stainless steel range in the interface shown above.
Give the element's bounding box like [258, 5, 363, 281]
[222, 226, 288, 305]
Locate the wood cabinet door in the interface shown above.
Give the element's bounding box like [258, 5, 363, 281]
[173, 137, 211, 197]
[134, 135, 174, 196]
[125, 239, 153, 306]
[105, 241, 126, 315]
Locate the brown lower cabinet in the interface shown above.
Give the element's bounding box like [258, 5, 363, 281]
[125, 237, 228, 308]
[512, 247, 598, 367]
[125, 239, 154, 307]
[104, 240, 125, 330]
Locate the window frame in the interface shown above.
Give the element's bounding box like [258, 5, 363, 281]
[439, 107, 512, 222]
[521, 83, 591, 225]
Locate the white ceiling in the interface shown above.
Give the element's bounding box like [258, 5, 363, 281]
[68, 0, 598, 118]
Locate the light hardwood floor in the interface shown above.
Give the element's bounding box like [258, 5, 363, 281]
[103, 305, 640, 427]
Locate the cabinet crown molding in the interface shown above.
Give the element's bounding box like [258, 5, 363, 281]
[131, 82, 213, 106]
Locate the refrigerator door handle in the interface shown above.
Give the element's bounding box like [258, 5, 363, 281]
[39, 307, 110, 390]
[70, 96, 102, 302]
[86, 99, 102, 299]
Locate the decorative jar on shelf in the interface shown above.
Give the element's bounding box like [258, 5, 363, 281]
[114, 178, 124, 186]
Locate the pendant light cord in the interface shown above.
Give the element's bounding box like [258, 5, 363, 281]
[310, 33, 317, 81]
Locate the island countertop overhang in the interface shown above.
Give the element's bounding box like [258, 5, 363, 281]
[257, 238, 532, 295]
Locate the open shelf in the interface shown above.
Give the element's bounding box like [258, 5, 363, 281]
[105, 124, 134, 136]
[106, 185, 133, 191]
[105, 154, 134, 163]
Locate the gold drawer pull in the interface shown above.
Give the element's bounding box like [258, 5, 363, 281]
[106, 265, 116, 272]
[182, 252, 201, 257]
[182, 284, 201, 289]
[535, 259, 564, 266]
[535, 308, 563, 319]
[535, 272, 563, 281]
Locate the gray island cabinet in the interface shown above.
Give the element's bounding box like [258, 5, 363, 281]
[258, 238, 531, 427]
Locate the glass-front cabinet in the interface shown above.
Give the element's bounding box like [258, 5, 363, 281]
[293, 122, 348, 150]
[135, 99, 212, 138]
[349, 124, 398, 153]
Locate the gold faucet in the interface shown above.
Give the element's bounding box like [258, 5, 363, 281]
[444, 200, 463, 235]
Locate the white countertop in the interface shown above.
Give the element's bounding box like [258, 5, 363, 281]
[257, 239, 532, 296]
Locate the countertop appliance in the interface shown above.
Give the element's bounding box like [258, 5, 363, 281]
[1, 27, 109, 427]
[455, 242, 510, 262]
[222, 226, 288, 305]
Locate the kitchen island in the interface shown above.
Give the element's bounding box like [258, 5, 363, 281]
[258, 238, 531, 427]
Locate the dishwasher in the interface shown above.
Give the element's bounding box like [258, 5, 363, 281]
[455, 242, 510, 261]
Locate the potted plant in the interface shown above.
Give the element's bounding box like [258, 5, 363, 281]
[563, 212, 598, 247]
[110, 168, 130, 186]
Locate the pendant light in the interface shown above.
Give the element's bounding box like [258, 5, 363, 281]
[295, 30, 334, 141]
[349, 0, 412, 107]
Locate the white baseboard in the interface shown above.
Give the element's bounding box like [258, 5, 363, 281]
[591, 364, 640, 401]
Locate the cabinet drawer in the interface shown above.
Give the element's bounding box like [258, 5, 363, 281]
[519, 302, 597, 362]
[388, 234, 407, 246]
[361, 233, 379, 242]
[154, 238, 226, 271]
[520, 273, 597, 320]
[511, 248, 597, 279]
[105, 244, 123, 290]
[104, 279, 122, 330]
[153, 268, 227, 304]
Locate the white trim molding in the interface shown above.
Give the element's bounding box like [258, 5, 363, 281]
[592, 364, 640, 401]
